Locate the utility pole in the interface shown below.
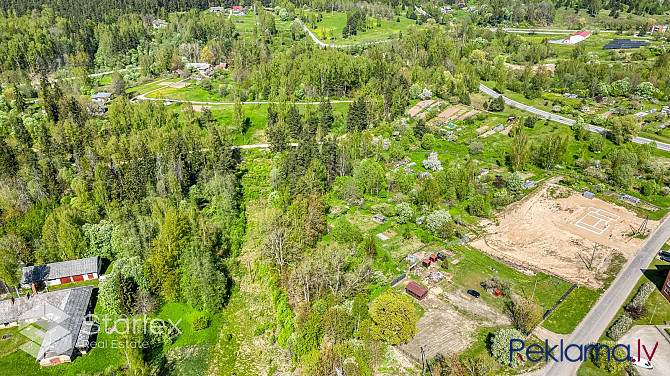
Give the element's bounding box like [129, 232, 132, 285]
[531, 278, 538, 301]
[650, 302, 661, 324]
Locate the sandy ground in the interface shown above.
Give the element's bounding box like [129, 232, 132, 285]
[191, 105, 211, 112]
[472, 183, 655, 289]
[398, 283, 511, 361]
[620, 326, 670, 376]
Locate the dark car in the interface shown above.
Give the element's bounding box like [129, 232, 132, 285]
[659, 251, 670, 258]
[660, 256, 670, 263]
[467, 289, 480, 298]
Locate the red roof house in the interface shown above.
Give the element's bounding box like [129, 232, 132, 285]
[233, 6, 243, 11]
[405, 281, 428, 300]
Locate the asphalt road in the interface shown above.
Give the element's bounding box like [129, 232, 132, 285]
[478, 84, 670, 152]
[542, 216, 670, 376]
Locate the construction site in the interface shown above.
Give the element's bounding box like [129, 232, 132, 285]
[471, 182, 656, 289]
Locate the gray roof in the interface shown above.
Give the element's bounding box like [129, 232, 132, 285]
[0, 286, 93, 361]
[38, 287, 93, 361]
[21, 257, 100, 285]
[91, 92, 112, 100]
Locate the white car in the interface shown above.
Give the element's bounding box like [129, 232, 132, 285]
[632, 358, 653, 370]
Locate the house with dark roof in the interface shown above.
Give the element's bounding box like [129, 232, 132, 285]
[20, 257, 101, 288]
[0, 286, 95, 366]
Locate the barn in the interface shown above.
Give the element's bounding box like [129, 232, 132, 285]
[405, 281, 428, 300]
[20, 257, 101, 288]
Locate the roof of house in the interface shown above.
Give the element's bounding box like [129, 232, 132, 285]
[233, 6, 243, 10]
[21, 257, 100, 285]
[91, 92, 112, 100]
[406, 281, 428, 297]
[37, 286, 93, 361]
[0, 286, 93, 361]
[574, 31, 591, 37]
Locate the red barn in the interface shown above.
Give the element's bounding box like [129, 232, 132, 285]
[422, 259, 431, 267]
[405, 281, 428, 300]
[429, 254, 438, 262]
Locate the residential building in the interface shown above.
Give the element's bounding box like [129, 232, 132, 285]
[152, 19, 167, 29]
[0, 286, 95, 366]
[661, 270, 670, 303]
[20, 256, 101, 288]
[209, 6, 225, 12]
[651, 25, 669, 33]
[551, 31, 591, 45]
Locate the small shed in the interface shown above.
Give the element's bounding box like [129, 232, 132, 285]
[494, 289, 502, 296]
[373, 214, 387, 224]
[437, 252, 447, 261]
[422, 259, 431, 267]
[583, 191, 595, 199]
[429, 254, 438, 262]
[405, 281, 428, 300]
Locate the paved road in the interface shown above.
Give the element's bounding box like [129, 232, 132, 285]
[542, 216, 670, 376]
[478, 84, 670, 152]
[296, 18, 391, 48]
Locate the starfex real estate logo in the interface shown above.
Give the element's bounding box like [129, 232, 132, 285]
[510, 339, 659, 363]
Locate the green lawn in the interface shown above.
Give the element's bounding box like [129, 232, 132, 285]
[306, 11, 419, 45]
[542, 286, 601, 334]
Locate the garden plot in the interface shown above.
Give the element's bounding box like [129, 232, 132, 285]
[472, 183, 655, 289]
[398, 285, 510, 361]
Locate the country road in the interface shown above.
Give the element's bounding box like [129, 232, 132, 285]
[489, 27, 653, 39]
[543, 214, 670, 376]
[478, 84, 670, 152]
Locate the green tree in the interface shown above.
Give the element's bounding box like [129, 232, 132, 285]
[610, 115, 639, 145]
[508, 131, 529, 171]
[369, 292, 418, 345]
[491, 328, 524, 367]
[506, 171, 525, 194]
[396, 202, 414, 224]
[508, 296, 544, 333]
[592, 341, 627, 373]
[145, 206, 189, 301]
[421, 133, 436, 150]
[332, 217, 361, 245]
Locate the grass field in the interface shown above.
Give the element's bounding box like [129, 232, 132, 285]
[306, 11, 419, 45]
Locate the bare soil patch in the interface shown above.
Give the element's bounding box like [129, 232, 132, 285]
[472, 183, 656, 289]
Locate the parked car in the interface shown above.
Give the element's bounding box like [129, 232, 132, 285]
[632, 358, 653, 370]
[467, 289, 480, 298]
[660, 255, 670, 263]
[659, 251, 670, 258]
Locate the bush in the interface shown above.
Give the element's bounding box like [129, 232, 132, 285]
[491, 329, 524, 368]
[424, 210, 452, 236]
[396, 202, 414, 224]
[480, 275, 512, 296]
[192, 314, 209, 331]
[508, 296, 544, 333]
[626, 282, 655, 311]
[607, 314, 632, 340]
[625, 304, 647, 320]
[592, 340, 627, 373]
[469, 141, 484, 154]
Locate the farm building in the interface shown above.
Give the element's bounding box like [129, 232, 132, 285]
[209, 6, 225, 12]
[405, 281, 428, 300]
[20, 257, 101, 288]
[429, 254, 438, 263]
[0, 286, 94, 366]
[437, 252, 447, 261]
[551, 31, 591, 45]
[422, 258, 431, 267]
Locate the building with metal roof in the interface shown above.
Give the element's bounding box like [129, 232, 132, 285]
[20, 257, 101, 288]
[0, 286, 94, 366]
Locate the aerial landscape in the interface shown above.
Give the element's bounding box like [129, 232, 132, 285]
[1, 0, 670, 375]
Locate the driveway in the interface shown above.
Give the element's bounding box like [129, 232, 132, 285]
[620, 326, 670, 375]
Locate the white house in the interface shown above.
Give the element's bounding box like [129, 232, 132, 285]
[551, 31, 591, 45]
